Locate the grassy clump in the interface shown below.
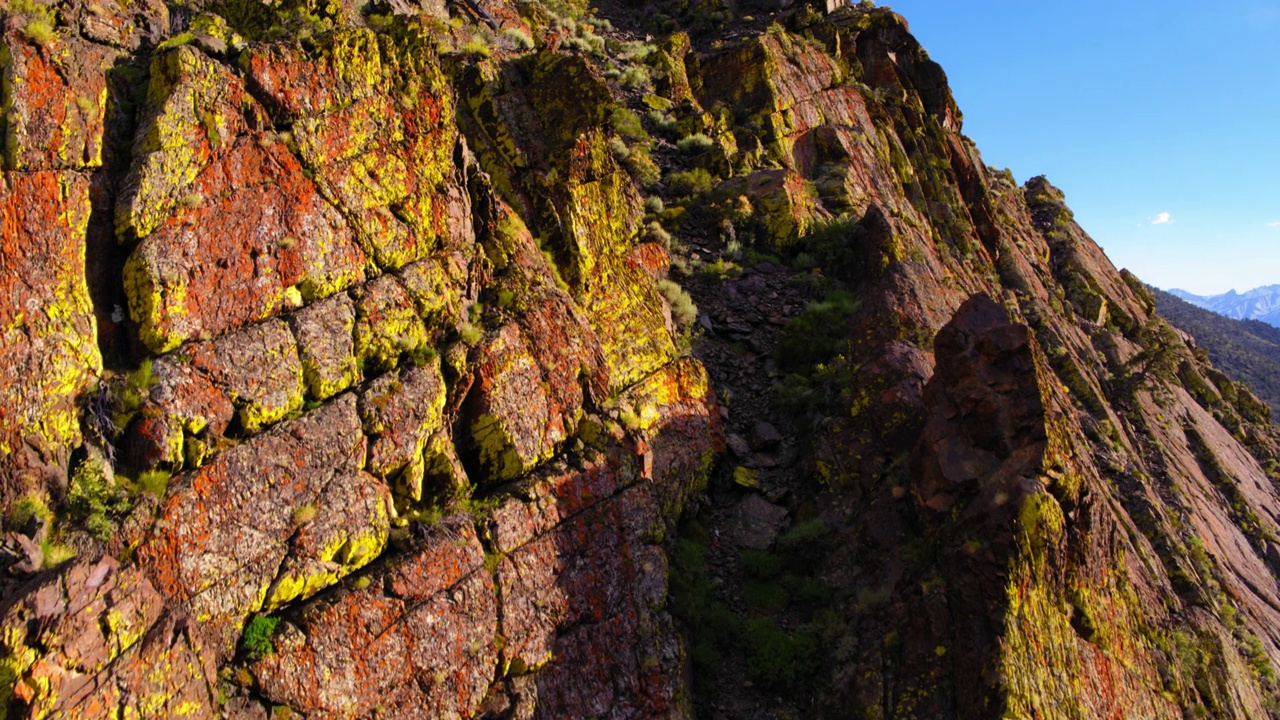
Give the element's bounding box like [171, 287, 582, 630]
[677, 133, 715, 154]
[67, 456, 130, 541]
[774, 290, 859, 375]
[241, 615, 281, 658]
[657, 279, 697, 327]
[666, 168, 713, 198]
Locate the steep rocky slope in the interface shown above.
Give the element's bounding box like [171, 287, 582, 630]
[2, 1, 1280, 719]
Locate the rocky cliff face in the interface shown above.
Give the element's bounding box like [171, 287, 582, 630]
[2, 1, 1279, 719]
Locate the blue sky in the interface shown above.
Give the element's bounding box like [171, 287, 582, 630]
[893, 1, 1280, 294]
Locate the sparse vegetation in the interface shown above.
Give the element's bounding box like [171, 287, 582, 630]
[677, 133, 715, 154]
[666, 168, 713, 197]
[242, 615, 281, 658]
[657, 279, 697, 327]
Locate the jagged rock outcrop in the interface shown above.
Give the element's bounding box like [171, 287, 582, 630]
[3, 1, 1280, 719]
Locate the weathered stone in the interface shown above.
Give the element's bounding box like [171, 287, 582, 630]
[263, 470, 392, 610]
[180, 318, 307, 435]
[464, 294, 605, 484]
[357, 360, 449, 503]
[0, 171, 100, 503]
[0, 557, 216, 719]
[123, 135, 365, 353]
[245, 28, 466, 271]
[0, 31, 117, 170]
[252, 517, 497, 718]
[136, 395, 370, 655]
[288, 292, 359, 401]
[115, 45, 248, 240]
[352, 274, 428, 373]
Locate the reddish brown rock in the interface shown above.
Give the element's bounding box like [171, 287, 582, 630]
[124, 135, 366, 353]
[0, 171, 100, 503]
[252, 517, 497, 719]
[352, 274, 428, 373]
[357, 359, 451, 503]
[463, 292, 606, 484]
[181, 318, 306, 435]
[136, 395, 371, 655]
[0, 30, 117, 170]
[0, 557, 216, 719]
[244, 28, 466, 271]
[287, 292, 359, 401]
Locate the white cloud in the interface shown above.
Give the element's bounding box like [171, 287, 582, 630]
[1150, 212, 1173, 225]
[1267, 221, 1280, 228]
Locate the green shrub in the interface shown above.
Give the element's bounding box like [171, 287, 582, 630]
[241, 616, 280, 658]
[775, 290, 859, 374]
[677, 133, 715, 154]
[611, 107, 649, 142]
[618, 65, 650, 90]
[657, 279, 697, 327]
[500, 27, 534, 50]
[135, 469, 172, 499]
[794, 216, 867, 284]
[621, 145, 661, 188]
[461, 38, 491, 58]
[743, 617, 820, 692]
[12, 0, 57, 46]
[8, 493, 51, 530]
[645, 221, 672, 248]
[643, 196, 665, 215]
[666, 168, 713, 197]
[68, 457, 129, 541]
[646, 109, 679, 137]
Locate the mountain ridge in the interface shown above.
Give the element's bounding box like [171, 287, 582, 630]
[1, 1, 1279, 718]
[1169, 284, 1280, 327]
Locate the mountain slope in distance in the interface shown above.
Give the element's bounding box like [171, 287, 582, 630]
[1155, 286, 1280, 414]
[1169, 284, 1280, 327]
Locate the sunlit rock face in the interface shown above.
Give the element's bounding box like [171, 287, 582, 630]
[2, 2, 1280, 719]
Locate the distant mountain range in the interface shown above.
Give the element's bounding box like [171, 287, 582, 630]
[1168, 285, 1280, 328]
[1153, 287, 1280, 414]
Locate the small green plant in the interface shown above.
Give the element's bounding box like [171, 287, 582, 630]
[500, 27, 534, 51]
[657, 279, 697, 327]
[8, 492, 51, 530]
[68, 456, 129, 541]
[677, 133, 715, 154]
[611, 107, 649, 142]
[643, 196, 665, 215]
[12, 0, 57, 46]
[645, 221, 672, 248]
[646, 109, 679, 137]
[620, 145, 661, 189]
[135, 469, 172, 499]
[40, 541, 76, 568]
[618, 65, 650, 90]
[459, 322, 484, 346]
[292, 504, 317, 525]
[241, 616, 280, 658]
[461, 38, 491, 58]
[666, 168, 713, 197]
